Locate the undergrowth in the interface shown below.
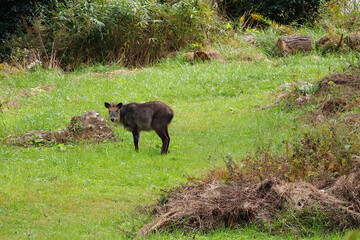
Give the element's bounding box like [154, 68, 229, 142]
[204, 68, 360, 185]
[203, 119, 358, 185]
[7, 0, 220, 69]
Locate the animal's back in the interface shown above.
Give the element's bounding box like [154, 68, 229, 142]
[120, 101, 173, 131]
[145, 101, 174, 124]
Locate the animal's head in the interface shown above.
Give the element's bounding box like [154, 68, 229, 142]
[104, 102, 123, 122]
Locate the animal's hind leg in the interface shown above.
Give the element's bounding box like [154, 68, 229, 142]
[155, 127, 169, 154]
[164, 126, 170, 153]
[132, 129, 140, 151]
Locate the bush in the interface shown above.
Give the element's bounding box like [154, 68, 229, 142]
[6, 0, 220, 68]
[0, 0, 61, 60]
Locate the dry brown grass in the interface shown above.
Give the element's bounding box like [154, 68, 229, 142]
[138, 159, 360, 237]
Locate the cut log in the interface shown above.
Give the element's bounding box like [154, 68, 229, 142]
[277, 35, 312, 56]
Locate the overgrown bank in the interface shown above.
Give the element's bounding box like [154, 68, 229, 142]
[138, 70, 360, 237]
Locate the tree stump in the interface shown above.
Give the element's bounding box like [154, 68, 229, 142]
[346, 33, 360, 51]
[185, 50, 222, 62]
[193, 51, 211, 61]
[277, 35, 312, 56]
[316, 34, 344, 52]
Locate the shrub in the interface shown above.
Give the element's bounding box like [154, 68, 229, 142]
[0, 0, 61, 60]
[6, 0, 220, 68]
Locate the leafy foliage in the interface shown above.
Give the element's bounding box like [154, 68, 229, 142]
[0, 0, 61, 59]
[6, 0, 220, 68]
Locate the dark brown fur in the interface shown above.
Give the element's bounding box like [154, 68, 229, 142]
[105, 101, 174, 154]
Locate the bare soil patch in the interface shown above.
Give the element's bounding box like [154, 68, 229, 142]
[2, 84, 53, 111]
[5, 100, 21, 108]
[15, 84, 54, 98]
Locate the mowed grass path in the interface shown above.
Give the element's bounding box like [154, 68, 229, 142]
[0, 54, 353, 239]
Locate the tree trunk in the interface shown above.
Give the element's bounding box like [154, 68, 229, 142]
[277, 35, 312, 56]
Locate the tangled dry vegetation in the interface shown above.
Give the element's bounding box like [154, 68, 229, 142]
[138, 71, 360, 237]
[138, 162, 360, 236]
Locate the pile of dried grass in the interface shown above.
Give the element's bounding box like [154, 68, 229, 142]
[318, 73, 360, 88]
[273, 73, 360, 111]
[138, 162, 360, 236]
[324, 159, 360, 213]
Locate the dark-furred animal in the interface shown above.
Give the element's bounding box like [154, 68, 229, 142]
[105, 101, 174, 154]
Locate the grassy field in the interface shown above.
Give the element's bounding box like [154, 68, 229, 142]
[0, 51, 358, 239]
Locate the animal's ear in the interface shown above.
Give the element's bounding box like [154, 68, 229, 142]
[104, 102, 110, 109]
[117, 103, 123, 109]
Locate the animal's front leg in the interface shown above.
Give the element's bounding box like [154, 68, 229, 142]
[132, 129, 140, 151]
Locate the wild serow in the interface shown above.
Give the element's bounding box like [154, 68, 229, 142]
[105, 101, 174, 154]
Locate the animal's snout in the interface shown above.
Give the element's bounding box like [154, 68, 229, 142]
[110, 118, 115, 122]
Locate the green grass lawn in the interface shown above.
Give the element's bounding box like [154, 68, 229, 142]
[0, 53, 358, 239]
